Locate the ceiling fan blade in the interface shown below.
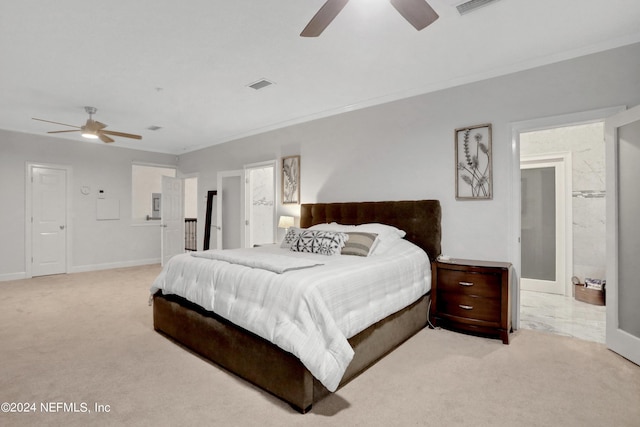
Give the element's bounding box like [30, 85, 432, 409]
[389, 0, 439, 31]
[100, 130, 142, 140]
[32, 117, 81, 128]
[98, 133, 115, 143]
[47, 129, 81, 134]
[94, 121, 107, 130]
[301, 0, 349, 37]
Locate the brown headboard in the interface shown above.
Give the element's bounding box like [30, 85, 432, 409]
[299, 200, 441, 261]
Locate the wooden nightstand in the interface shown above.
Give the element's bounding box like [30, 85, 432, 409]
[431, 258, 512, 344]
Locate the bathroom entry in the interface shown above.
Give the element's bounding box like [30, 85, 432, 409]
[520, 122, 607, 296]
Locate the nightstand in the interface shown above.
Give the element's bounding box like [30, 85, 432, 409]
[431, 258, 512, 344]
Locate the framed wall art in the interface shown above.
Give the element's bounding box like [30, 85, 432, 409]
[281, 155, 300, 204]
[455, 123, 493, 200]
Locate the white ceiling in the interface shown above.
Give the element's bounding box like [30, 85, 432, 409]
[1, 0, 639, 154]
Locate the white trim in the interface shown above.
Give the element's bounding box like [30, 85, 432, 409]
[0, 272, 27, 282]
[509, 105, 625, 330]
[25, 162, 73, 279]
[131, 160, 178, 169]
[69, 258, 160, 274]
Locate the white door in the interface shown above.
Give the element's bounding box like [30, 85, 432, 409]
[161, 176, 184, 266]
[216, 170, 244, 250]
[520, 155, 571, 295]
[245, 161, 276, 247]
[31, 166, 67, 276]
[605, 105, 640, 366]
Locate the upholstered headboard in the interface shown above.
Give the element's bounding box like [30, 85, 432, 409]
[299, 200, 441, 261]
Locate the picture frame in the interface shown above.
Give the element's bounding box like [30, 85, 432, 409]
[455, 123, 493, 200]
[281, 155, 300, 204]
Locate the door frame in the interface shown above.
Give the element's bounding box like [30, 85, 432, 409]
[605, 104, 640, 365]
[25, 162, 73, 278]
[509, 105, 625, 329]
[520, 153, 572, 296]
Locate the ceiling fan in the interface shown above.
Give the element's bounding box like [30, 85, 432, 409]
[301, 0, 439, 37]
[32, 106, 142, 143]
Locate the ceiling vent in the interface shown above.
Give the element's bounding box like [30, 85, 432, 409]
[247, 79, 274, 90]
[456, 0, 501, 15]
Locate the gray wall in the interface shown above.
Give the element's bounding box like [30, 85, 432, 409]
[0, 130, 177, 279]
[2, 43, 639, 279]
[179, 43, 640, 263]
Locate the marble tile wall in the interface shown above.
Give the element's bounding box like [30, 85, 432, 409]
[520, 122, 606, 282]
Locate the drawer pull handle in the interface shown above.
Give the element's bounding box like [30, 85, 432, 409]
[458, 304, 473, 310]
[459, 281, 474, 287]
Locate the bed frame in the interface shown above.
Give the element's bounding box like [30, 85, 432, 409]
[153, 200, 441, 413]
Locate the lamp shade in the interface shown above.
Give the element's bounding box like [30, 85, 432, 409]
[278, 215, 294, 229]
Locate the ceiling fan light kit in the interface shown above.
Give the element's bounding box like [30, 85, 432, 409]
[301, 0, 439, 37]
[81, 131, 99, 139]
[32, 106, 142, 144]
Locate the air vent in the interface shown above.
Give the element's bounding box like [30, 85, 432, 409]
[456, 0, 500, 15]
[147, 125, 162, 131]
[247, 79, 274, 90]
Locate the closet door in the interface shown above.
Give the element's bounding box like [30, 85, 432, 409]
[605, 105, 640, 366]
[216, 170, 244, 250]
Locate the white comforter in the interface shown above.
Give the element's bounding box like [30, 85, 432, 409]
[150, 238, 431, 392]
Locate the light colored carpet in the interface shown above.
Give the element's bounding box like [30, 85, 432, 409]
[1, 265, 638, 426]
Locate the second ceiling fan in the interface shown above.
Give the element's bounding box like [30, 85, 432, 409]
[32, 106, 142, 143]
[301, 0, 439, 37]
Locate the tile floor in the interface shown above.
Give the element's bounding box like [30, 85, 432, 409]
[519, 290, 606, 343]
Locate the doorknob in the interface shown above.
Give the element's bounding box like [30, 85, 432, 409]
[59, 225, 65, 230]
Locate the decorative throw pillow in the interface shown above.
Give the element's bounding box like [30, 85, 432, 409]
[289, 230, 348, 256]
[341, 232, 378, 257]
[280, 227, 304, 249]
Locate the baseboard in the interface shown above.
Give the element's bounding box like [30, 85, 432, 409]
[0, 272, 27, 282]
[0, 259, 160, 282]
[69, 258, 161, 274]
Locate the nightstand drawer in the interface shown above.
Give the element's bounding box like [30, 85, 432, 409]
[436, 268, 501, 298]
[437, 293, 501, 323]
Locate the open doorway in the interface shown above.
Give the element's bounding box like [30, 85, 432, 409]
[519, 122, 606, 343]
[184, 176, 198, 251]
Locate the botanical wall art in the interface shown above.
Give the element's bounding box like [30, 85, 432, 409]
[282, 155, 300, 204]
[455, 123, 493, 200]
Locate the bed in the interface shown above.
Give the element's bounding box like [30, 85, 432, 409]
[151, 199, 441, 413]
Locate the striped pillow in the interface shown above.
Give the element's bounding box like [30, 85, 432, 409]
[341, 232, 378, 257]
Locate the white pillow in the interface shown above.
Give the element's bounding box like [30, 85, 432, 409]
[354, 223, 406, 256]
[308, 222, 357, 232]
[353, 223, 406, 238]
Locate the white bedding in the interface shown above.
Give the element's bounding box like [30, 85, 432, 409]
[191, 248, 324, 273]
[150, 238, 431, 392]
